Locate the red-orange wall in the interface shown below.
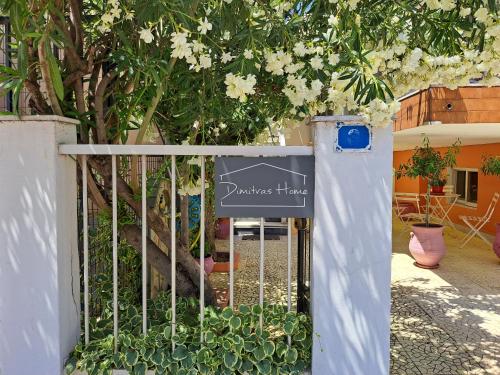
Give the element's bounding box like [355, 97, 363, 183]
[394, 143, 500, 234]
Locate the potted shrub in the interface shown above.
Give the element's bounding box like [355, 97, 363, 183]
[215, 217, 231, 239]
[396, 137, 460, 268]
[481, 155, 500, 258]
[430, 176, 446, 194]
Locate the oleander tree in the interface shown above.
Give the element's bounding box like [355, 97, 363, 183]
[0, 0, 498, 301]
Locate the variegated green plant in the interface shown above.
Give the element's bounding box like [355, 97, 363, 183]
[65, 294, 312, 375]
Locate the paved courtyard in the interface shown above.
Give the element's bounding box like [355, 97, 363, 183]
[391, 219, 500, 374]
[211, 220, 500, 374]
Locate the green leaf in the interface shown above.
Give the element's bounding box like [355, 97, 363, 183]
[47, 51, 64, 101]
[205, 331, 215, 343]
[221, 307, 234, 320]
[239, 304, 251, 315]
[125, 350, 139, 367]
[229, 316, 242, 330]
[283, 321, 294, 335]
[133, 362, 147, 375]
[172, 344, 189, 361]
[252, 305, 263, 315]
[285, 348, 298, 364]
[223, 351, 238, 369]
[263, 341, 275, 357]
[293, 329, 306, 342]
[256, 359, 272, 374]
[163, 325, 172, 339]
[253, 346, 266, 361]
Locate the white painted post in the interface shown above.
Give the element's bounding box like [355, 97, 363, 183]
[311, 116, 392, 375]
[0, 116, 80, 375]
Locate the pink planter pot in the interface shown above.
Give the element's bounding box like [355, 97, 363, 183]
[409, 224, 446, 269]
[493, 223, 500, 259]
[196, 256, 215, 275]
[216, 218, 230, 240]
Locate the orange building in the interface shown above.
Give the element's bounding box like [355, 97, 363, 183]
[393, 86, 500, 234]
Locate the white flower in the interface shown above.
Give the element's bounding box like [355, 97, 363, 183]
[199, 54, 212, 69]
[440, 0, 456, 12]
[191, 40, 206, 53]
[219, 122, 227, 129]
[328, 15, 338, 26]
[101, 13, 114, 25]
[193, 120, 200, 129]
[223, 31, 231, 40]
[474, 7, 490, 24]
[293, 42, 308, 57]
[244, 49, 254, 59]
[328, 53, 340, 66]
[197, 17, 213, 35]
[125, 11, 134, 20]
[424, 0, 440, 10]
[224, 73, 257, 102]
[139, 28, 154, 44]
[264, 50, 292, 75]
[221, 52, 234, 63]
[170, 32, 192, 59]
[459, 7, 471, 17]
[310, 55, 324, 70]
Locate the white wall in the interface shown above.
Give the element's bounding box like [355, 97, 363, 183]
[0, 116, 80, 375]
[311, 116, 392, 375]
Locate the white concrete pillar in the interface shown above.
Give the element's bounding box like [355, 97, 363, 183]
[311, 116, 392, 375]
[0, 116, 80, 375]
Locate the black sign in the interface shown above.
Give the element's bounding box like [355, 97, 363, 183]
[215, 156, 315, 218]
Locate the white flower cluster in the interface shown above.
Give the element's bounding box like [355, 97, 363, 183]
[178, 178, 208, 196]
[170, 32, 212, 72]
[423, 0, 456, 11]
[224, 73, 257, 102]
[360, 99, 401, 128]
[97, 0, 122, 33]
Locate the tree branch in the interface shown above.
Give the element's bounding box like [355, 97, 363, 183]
[94, 71, 117, 144]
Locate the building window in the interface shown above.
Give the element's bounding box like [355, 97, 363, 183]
[453, 169, 478, 206]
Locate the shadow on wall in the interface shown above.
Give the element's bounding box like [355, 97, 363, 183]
[0, 124, 80, 375]
[313, 124, 392, 375]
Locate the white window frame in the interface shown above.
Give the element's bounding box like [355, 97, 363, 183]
[453, 168, 478, 208]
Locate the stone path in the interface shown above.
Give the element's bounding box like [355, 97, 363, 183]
[391, 220, 500, 374]
[210, 221, 500, 374]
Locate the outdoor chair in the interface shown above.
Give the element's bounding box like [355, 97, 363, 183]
[459, 192, 499, 248]
[393, 192, 426, 230]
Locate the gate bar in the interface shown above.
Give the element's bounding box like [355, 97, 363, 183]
[112, 155, 118, 352]
[287, 218, 292, 346]
[229, 217, 234, 308]
[59, 144, 313, 156]
[200, 156, 205, 341]
[141, 155, 147, 334]
[170, 155, 176, 350]
[82, 155, 89, 345]
[259, 218, 264, 329]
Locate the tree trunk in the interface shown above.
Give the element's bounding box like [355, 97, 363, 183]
[88, 155, 216, 305]
[121, 224, 197, 298]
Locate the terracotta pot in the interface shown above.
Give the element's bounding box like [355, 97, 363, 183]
[493, 223, 500, 259]
[409, 224, 446, 269]
[215, 218, 230, 240]
[195, 255, 215, 275]
[212, 251, 241, 273]
[431, 185, 444, 194]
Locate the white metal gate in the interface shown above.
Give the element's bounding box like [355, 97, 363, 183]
[59, 144, 313, 350]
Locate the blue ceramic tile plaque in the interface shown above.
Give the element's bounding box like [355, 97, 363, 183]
[335, 122, 372, 152]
